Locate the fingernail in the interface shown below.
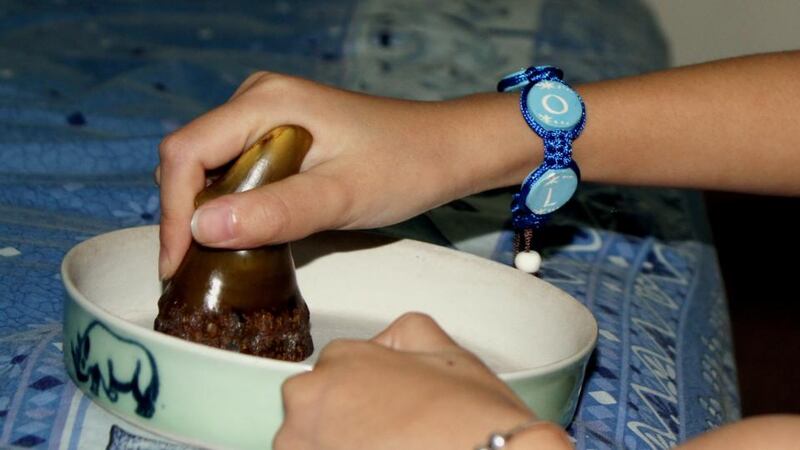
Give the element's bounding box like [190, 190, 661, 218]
[158, 244, 171, 281]
[191, 205, 235, 244]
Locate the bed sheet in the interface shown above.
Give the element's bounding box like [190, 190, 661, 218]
[0, 1, 740, 448]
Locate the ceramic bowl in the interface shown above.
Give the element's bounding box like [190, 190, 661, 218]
[62, 225, 597, 449]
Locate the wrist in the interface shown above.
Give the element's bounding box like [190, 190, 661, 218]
[504, 421, 572, 450]
[478, 419, 572, 450]
[443, 93, 544, 196]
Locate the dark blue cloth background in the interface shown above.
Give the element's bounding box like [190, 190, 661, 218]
[0, 1, 739, 448]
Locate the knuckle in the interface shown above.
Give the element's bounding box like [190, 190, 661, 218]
[395, 312, 436, 329]
[320, 338, 350, 356]
[318, 338, 361, 361]
[251, 72, 298, 94]
[158, 132, 191, 165]
[280, 373, 320, 428]
[280, 371, 311, 401]
[242, 70, 269, 86]
[272, 426, 303, 450]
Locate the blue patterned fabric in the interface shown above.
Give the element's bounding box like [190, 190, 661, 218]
[0, 1, 739, 448]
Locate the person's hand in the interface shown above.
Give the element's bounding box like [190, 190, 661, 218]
[274, 312, 571, 450]
[156, 72, 531, 279]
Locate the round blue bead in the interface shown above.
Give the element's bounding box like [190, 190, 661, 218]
[525, 81, 583, 131]
[524, 167, 579, 215]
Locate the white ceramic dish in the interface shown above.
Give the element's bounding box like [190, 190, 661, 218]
[62, 225, 597, 449]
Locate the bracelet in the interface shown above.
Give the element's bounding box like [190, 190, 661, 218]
[497, 66, 586, 274]
[474, 419, 545, 450]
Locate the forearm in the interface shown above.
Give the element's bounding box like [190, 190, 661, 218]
[675, 415, 800, 450]
[158, 53, 799, 275]
[451, 51, 800, 197]
[498, 415, 800, 449]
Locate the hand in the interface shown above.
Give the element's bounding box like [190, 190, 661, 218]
[274, 313, 570, 450]
[156, 72, 531, 279]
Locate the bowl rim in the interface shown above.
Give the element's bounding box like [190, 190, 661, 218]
[61, 225, 598, 381]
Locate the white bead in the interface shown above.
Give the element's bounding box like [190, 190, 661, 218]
[489, 434, 507, 449]
[514, 250, 541, 273]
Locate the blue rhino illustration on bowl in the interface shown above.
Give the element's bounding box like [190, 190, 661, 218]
[70, 321, 160, 418]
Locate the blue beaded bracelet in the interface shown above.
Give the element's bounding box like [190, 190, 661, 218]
[497, 66, 586, 273]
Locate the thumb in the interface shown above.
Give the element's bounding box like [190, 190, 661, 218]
[371, 312, 460, 353]
[190, 168, 352, 248]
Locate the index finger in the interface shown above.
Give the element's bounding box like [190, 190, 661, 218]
[157, 93, 293, 279]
